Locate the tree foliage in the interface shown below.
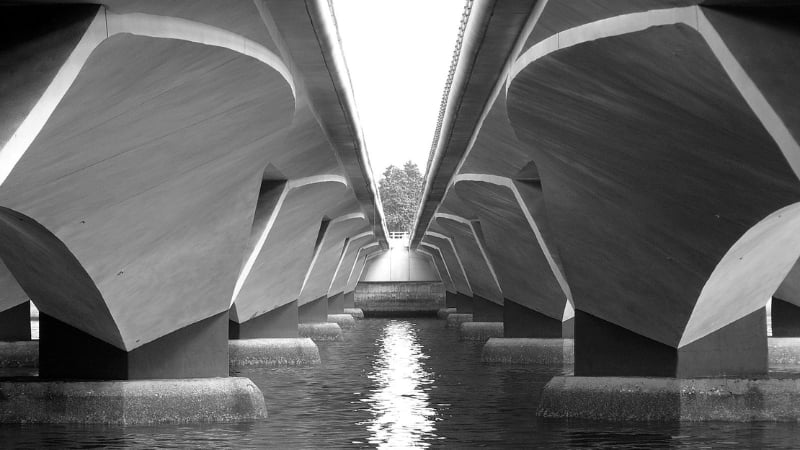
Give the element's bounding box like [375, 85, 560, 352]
[378, 161, 424, 233]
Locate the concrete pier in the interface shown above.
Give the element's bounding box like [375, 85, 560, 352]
[769, 338, 800, 368]
[327, 314, 356, 330]
[0, 301, 31, 341]
[482, 338, 574, 365]
[772, 298, 800, 337]
[230, 301, 299, 339]
[539, 376, 800, 422]
[298, 323, 343, 342]
[445, 313, 473, 328]
[0, 377, 267, 424]
[355, 282, 445, 316]
[473, 296, 503, 322]
[503, 299, 562, 338]
[459, 322, 503, 342]
[437, 307, 457, 319]
[343, 308, 364, 319]
[0, 341, 38, 368]
[328, 293, 344, 315]
[229, 338, 320, 368]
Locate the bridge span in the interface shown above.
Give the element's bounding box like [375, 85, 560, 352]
[412, 0, 800, 421]
[2, 0, 800, 429]
[0, 0, 393, 421]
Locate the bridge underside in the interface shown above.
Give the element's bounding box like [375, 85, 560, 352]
[0, 0, 388, 380]
[413, 0, 800, 379]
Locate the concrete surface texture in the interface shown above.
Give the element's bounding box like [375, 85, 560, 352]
[343, 308, 364, 319]
[481, 338, 574, 365]
[327, 314, 356, 330]
[410, 0, 800, 380]
[445, 314, 473, 329]
[355, 282, 445, 316]
[229, 338, 320, 368]
[361, 245, 440, 282]
[0, 341, 38, 369]
[0, 377, 268, 424]
[458, 322, 504, 342]
[437, 308, 457, 320]
[298, 323, 343, 342]
[539, 376, 800, 422]
[0, 0, 387, 381]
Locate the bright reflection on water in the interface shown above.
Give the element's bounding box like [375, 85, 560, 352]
[364, 321, 436, 448]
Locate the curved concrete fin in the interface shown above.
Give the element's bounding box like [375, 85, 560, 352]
[681, 202, 800, 347]
[0, 207, 124, 349]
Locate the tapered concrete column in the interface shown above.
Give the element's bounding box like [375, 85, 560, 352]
[772, 298, 800, 337]
[228, 301, 319, 367]
[455, 292, 473, 313]
[229, 300, 299, 339]
[40, 312, 229, 380]
[299, 296, 328, 323]
[503, 299, 560, 338]
[473, 295, 503, 322]
[343, 291, 355, 308]
[574, 308, 768, 378]
[445, 291, 458, 308]
[0, 301, 31, 341]
[328, 292, 344, 314]
[298, 296, 341, 341]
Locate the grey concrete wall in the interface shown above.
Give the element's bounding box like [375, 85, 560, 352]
[361, 247, 439, 282]
[354, 282, 445, 316]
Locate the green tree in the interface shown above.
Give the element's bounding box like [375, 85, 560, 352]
[379, 161, 424, 233]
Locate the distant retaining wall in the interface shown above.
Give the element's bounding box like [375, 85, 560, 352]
[355, 282, 445, 317]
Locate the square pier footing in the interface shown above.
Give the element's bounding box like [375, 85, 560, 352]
[0, 377, 267, 424]
[539, 376, 800, 421]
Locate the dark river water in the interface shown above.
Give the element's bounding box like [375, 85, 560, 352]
[2, 318, 800, 448]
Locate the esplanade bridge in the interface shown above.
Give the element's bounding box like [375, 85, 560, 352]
[1, 0, 800, 439]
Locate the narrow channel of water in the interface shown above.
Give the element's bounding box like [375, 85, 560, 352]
[2, 318, 799, 448]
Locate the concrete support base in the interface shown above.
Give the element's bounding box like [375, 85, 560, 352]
[327, 314, 355, 330]
[0, 377, 267, 424]
[343, 308, 364, 319]
[539, 376, 800, 422]
[229, 338, 320, 368]
[355, 296, 444, 317]
[769, 337, 800, 368]
[437, 308, 456, 319]
[298, 323, 342, 342]
[482, 338, 574, 365]
[0, 341, 38, 368]
[445, 313, 472, 328]
[459, 322, 503, 342]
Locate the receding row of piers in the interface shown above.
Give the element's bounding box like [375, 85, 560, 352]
[434, 293, 800, 421]
[0, 295, 367, 424]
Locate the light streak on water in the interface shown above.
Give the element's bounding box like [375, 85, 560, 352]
[364, 320, 437, 448]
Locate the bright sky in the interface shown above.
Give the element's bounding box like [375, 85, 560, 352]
[332, 0, 465, 180]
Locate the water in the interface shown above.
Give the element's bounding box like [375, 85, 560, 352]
[2, 318, 800, 448]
